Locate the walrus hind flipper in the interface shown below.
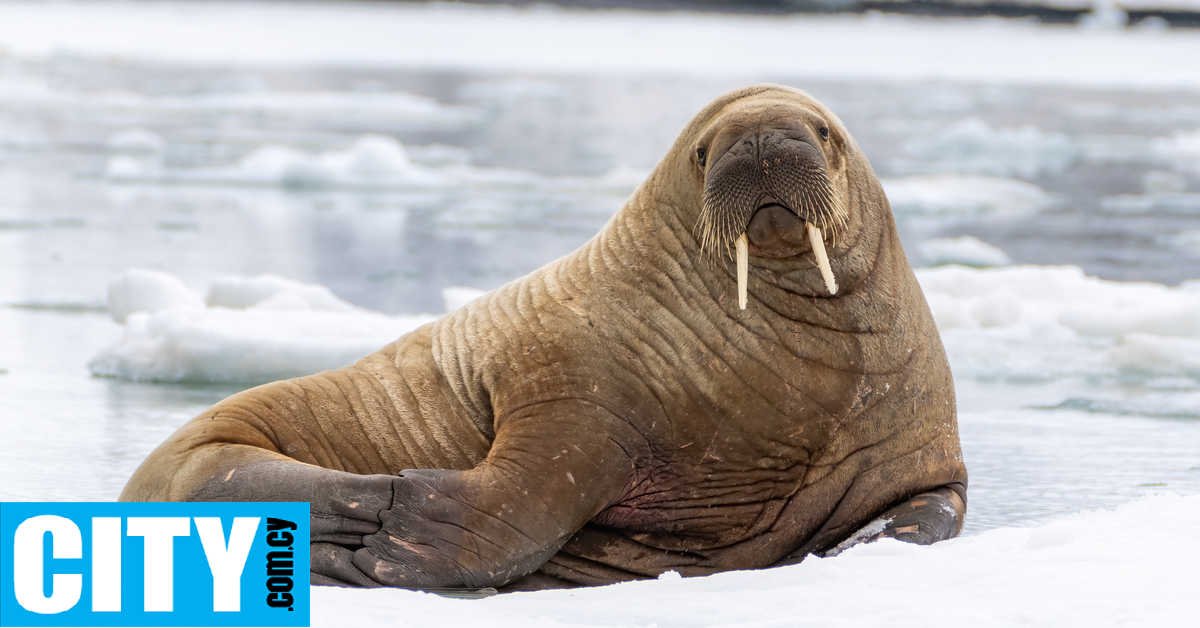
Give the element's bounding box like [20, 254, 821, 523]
[819, 486, 966, 558]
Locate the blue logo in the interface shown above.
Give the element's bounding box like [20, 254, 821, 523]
[0, 502, 309, 627]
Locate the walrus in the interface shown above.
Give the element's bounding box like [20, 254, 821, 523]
[121, 84, 967, 591]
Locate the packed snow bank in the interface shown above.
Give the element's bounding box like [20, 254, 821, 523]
[2, 1, 1200, 90]
[918, 265, 1200, 380]
[91, 266, 1200, 385]
[310, 494, 1200, 628]
[88, 269, 487, 384]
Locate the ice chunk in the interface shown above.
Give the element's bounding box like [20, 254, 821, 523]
[1161, 229, 1200, 253]
[916, 236, 1012, 268]
[105, 128, 166, 155]
[234, 136, 426, 189]
[882, 174, 1050, 218]
[106, 268, 204, 324]
[1153, 129, 1200, 167]
[1142, 170, 1187, 194]
[899, 118, 1080, 178]
[207, 275, 360, 312]
[1078, 0, 1128, 30]
[88, 307, 435, 384]
[917, 265, 1200, 381]
[1108, 334, 1200, 376]
[90, 269, 484, 384]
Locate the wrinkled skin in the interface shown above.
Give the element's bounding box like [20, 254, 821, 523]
[122, 85, 968, 591]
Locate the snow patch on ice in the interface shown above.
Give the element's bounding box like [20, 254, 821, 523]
[308, 494, 1200, 628]
[916, 236, 1013, 268]
[898, 118, 1080, 178]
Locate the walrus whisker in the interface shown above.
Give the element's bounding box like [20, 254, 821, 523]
[807, 223, 838, 295]
[737, 232, 748, 310]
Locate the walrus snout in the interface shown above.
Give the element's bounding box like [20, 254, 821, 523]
[698, 128, 846, 261]
[746, 203, 809, 258]
[699, 125, 846, 305]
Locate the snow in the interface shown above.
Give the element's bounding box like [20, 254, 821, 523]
[308, 494, 1200, 628]
[1, 1, 1200, 90]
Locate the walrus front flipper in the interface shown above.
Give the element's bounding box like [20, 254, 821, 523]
[350, 399, 638, 590]
[819, 485, 966, 557]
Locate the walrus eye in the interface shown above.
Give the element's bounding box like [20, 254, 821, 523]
[696, 147, 707, 168]
[819, 126, 830, 141]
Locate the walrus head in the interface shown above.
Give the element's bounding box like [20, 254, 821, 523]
[655, 85, 885, 312]
[697, 104, 848, 307]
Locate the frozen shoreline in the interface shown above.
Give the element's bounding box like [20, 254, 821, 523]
[1, 1, 1199, 90]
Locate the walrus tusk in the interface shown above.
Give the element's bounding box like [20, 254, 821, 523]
[736, 232, 748, 310]
[807, 223, 838, 295]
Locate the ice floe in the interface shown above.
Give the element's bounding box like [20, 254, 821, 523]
[916, 236, 1013, 267]
[88, 269, 487, 384]
[102, 133, 640, 194]
[897, 118, 1081, 178]
[91, 264, 1200, 385]
[919, 265, 1200, 381]
[881, 174, 1052, 218]
[307, 494, 1200, 628]
[0, 78, 480, 131]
